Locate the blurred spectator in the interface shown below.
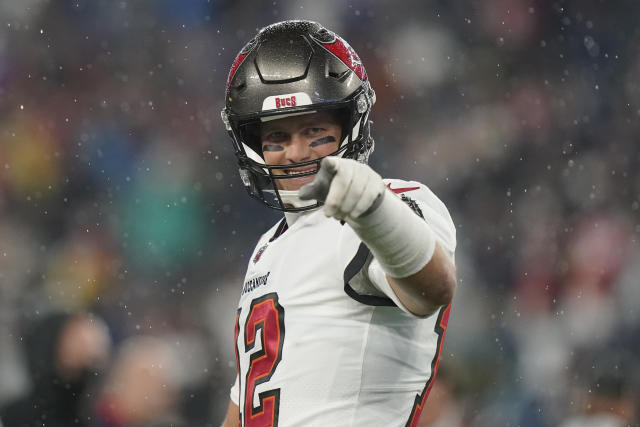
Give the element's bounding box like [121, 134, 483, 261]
[0, 311, 111, 427]
[559, 348, 638, 427]
[419, 363, 466, 427]
[92, 336, 187, 427]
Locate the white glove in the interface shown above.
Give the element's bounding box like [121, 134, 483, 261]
[299, 157, 386, 220]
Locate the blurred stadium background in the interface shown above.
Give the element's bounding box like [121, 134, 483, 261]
[0, 0, 638, 425]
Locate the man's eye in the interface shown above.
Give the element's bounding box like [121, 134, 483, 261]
[265, 132, 287, 142]
[306, 127, 324, 136]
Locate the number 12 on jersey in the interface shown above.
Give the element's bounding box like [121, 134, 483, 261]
[235, 293, 286, 427]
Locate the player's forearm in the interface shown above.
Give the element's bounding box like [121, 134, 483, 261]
[347, 188, 436, 278]
[298, 157, 456, 315]
[386, 244, 456, 316]
[347, 190, 456, 316]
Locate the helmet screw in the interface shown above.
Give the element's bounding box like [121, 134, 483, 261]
[220, 109, 232, 131]
[356, 94, 368, 114]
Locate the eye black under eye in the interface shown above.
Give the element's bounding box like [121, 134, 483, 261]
[262, 144, 285, 152]
[309, 136, 336, 147]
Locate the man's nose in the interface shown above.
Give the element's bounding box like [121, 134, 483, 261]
[286, 135, 311, 163]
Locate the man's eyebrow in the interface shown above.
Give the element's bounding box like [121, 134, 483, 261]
[260, 127, 283, 136]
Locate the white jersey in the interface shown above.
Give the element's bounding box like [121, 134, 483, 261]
[230, 179, 456, 427]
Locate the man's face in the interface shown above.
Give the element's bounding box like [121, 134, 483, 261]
[260, 111, 341, 191]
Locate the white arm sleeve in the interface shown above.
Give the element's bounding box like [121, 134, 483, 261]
[366, 181, 456, 315]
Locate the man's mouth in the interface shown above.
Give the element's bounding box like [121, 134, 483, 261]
[283, 166, 316, 176]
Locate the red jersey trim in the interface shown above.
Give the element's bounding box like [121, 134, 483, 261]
[387, 183, 421, 194]
[405, 303, 452, 427]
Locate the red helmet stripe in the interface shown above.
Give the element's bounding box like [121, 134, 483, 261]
[321, 38, 367, 81]
[226, 53, 248, 88]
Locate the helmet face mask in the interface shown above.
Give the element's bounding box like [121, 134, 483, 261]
[221, 20, 376, 212]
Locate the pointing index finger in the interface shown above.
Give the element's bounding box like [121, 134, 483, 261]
[298, 157, 338, 202]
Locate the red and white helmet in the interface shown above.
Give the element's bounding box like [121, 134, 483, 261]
[221, 20, 376, 211]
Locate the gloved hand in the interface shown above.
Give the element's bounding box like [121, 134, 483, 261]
[299, 156, 386, 220]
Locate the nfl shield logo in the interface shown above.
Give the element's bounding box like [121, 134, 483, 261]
[253, 244, 268, 264]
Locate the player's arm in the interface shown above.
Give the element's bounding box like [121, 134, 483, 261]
[220, 400, 239, 427]
[382, 243, 455, 316]
[300, 157, 456, 317]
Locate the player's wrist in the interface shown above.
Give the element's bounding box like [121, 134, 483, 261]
[346, 189, 436, 278]
[354, 189, 385, 219]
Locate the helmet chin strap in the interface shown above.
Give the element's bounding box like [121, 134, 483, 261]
[263, 188, 318, 225]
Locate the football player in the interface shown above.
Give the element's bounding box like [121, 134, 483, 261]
[220, 20, 457, 427]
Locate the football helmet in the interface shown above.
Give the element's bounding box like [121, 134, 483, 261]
[221, 20, 376, 211]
